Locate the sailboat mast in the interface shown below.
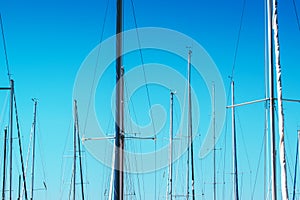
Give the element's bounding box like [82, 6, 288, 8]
[73, 100, 77, 200]
[77, 133, 85, 200]
[2, 128, 8, 200]
[72, 100, 85, 200]
[272, 0, 289, 198]
[213, 83, 216, 200]
[186, 50, 195, 200]
[114, 0, 124, 198]
[186, 137, 190, 200]
[292, 130, 299, 200]
[186, 50, 190, 200]
[167, 91, 174, 200]
[9, 79, 13, 200]
[189, 53, 195, 200]
[75, 103, 85, 200]
[267, 0, 277, 199]
[31, 99, 38, 200]
[231, 81, 239, 200]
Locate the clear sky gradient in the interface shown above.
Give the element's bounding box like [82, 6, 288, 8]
[0, 0, 300, 199]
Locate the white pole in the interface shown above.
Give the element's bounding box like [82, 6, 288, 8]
[267, 0, 277, 199]
[272, 0, 289, 199]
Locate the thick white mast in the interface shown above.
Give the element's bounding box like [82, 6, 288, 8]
[267, 0, 277, 199]
[272, 0, 289, 199]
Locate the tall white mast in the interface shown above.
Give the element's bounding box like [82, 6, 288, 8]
[272, 0, 289, 198]
[267, 0, 277, 199]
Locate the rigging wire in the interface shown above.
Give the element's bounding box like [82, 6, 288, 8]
[36, 112, 48, 190]
[226, 1, 246, 196]
[236, 110, 253, 193]
[229, 0, 246, 80]
[251, 129, 265, 199]
[285, 137, 295, 184]
[199, 132, 205, 199]
[292, 0, 300, 30]
[173, 53, 189, 199]
[221, 107, 229, 200]
[129, 1, 158, 199]
[123, 77, 148, 200]
[173, 97, 186, 198]
[0, 13, 11, 82]
[24, 119, 33, 174]
[263, 0, 269, 196]
[0, 92, 9, 133]
[13, 91, 29, 199]
[22, 113, 34, 199]
[102, 99, 114, 199]
[59, 118, 73, 200]
[79, 0, 111, 197]
[101, 112, 113, 198]
[124, 78, 144, 200]
[222, 75, 235, 199]
[82, 0, 110, 139]
[129, 0, 156, 135]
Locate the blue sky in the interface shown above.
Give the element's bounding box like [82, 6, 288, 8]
[1, 0, 300, 199]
